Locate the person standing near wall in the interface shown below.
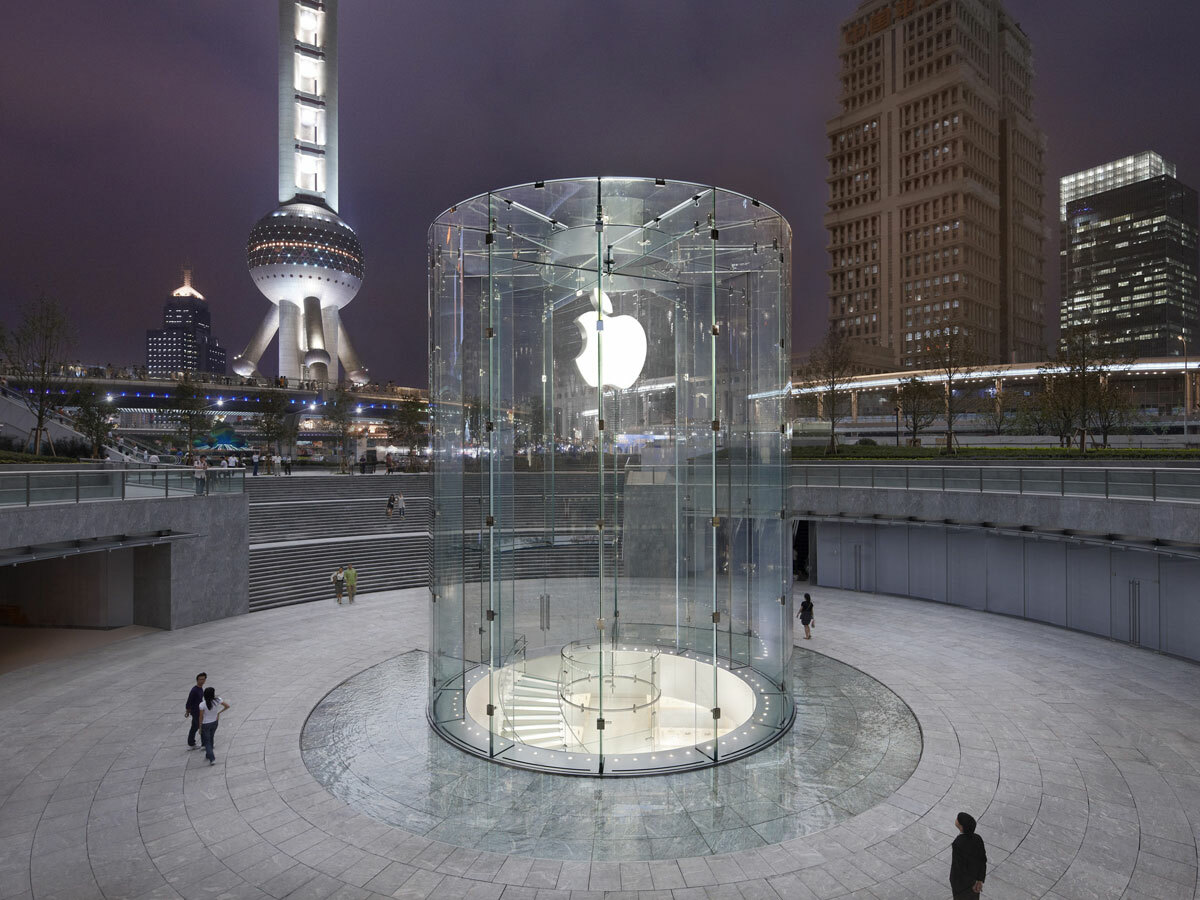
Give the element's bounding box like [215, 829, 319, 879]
[184, 672, 206, 749]
[251, 452, 260, 476]
[950, 812, 986, 898]
[798, 593, 815, 640]
[192, 456, 207, 495]
[345, 564, 357, 604]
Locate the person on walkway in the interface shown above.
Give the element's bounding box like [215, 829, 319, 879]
[273, 453, 282, 475]
[397, 492, 406, 520]
[359, 454, 368, 475]
[264, 452, 273, 475]
[192, 456, 207, 495]
[331, 566, 346, 605]
[798, 593, 815, 640]
[345, 564, 357, 604]
[950, 812, 986, 898]
[184, 672, 207, 749]
[199, 686, 229, 766]
[251, 452, 260, 476]
[386, 494, 396, 518]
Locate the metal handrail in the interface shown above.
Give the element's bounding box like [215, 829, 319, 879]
[790, 464, 1200, 505]
[0, 467, 246, 508]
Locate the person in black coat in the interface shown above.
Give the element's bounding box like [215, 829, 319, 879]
[950, 811, 986, 898]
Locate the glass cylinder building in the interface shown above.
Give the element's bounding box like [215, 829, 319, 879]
[428, 177, 793, 775]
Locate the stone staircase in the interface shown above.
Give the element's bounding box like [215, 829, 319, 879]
[246, 471, 624, 612]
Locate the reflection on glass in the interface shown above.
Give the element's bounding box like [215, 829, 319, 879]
[428, 177, 793, 775]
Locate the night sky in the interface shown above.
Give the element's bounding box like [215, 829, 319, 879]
[4, 1, 1200, 387]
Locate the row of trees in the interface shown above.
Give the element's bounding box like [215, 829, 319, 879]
[801, 324, 1137, 454]
[2, 294, 428, 465]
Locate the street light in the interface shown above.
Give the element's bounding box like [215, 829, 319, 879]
[1181, 335, 1190, 442]
[894, 404, 901, 447]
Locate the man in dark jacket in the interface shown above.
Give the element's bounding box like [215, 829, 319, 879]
[950, 811, 986, 897]
[185, 672, 207, 749]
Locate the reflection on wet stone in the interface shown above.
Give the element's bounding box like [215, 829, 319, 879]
[300, 648, 921, 860]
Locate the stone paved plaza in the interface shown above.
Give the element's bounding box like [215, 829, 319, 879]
[3, 585, 1200, 899]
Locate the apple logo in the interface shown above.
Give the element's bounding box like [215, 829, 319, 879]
[574, 290, 647, 390]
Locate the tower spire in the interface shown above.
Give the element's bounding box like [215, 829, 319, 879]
[234, 0, 366, 387]
[280, 0, 339, 211]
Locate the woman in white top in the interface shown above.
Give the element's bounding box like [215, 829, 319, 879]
[199, 687, 229, 765]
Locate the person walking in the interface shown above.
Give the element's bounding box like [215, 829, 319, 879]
[386, 494, 396, 518]
[199, 687, 229, 766]
[331, 566, 346, 605]
[192, 456, 207, 495]
[950, 812, 986, 898]
[397, 492, 406, 520]
[184, 672, 207, 749]
[345, 563, 357, 604]
[798, 593, 815, 640]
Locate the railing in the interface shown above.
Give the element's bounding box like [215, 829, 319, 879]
[792, 464, 1200, 504]
[0, 467, 246, 508]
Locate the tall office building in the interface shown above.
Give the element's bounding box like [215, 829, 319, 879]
[825, 0, 1046, 370]
[233, 0, 369, 386]
[1059, 152, 1199, 358]
[146, 266, 227, 377]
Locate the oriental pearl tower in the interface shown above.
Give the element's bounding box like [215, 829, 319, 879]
[233, 0, 369, 386]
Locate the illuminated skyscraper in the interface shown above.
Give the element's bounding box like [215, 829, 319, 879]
[825, 0, 1046, 370]
[146, 266, 227, 377]
[233, 0, 369, 386]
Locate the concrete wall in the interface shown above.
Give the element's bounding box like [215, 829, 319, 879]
[0, 493, 248, 629]
[813, 520, 1200, 662]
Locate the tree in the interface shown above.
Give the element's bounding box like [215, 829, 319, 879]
[385, 396, 427, 471]
[256, 390, 292, 454]
[920, 321, 979, 452]
[801, 329, 856, 455]
[975, 384, 1016, 436]
[1036, 375, 1077, 448]
[173, 380, 208, 459]
[72, 392, 114, 458]
[0, 295, 75, 454]
[325, 389, 355, 473]
[895, 377, 940, 445]
[1091, 377, 1135, 447]
[1042, 326, 1132, 453]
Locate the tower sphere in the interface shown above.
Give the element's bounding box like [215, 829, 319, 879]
[247, 201, 364, 311]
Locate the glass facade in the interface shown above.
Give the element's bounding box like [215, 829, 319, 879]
[428, 177, 793, 775]
[1060, 173, 1199, 358]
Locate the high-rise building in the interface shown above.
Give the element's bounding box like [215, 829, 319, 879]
[146, 266, 227, 377]
[1059, 152, 1199, 358]
[824, 0, 1046, 370]
[233, 0, 369, 386]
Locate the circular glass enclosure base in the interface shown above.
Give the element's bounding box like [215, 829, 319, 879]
[433, 642, 792, 776]
[303, 649, 922, 860]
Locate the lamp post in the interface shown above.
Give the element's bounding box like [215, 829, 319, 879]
[1181, 335, 1190, 443]
[894, 404, 901, 447]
